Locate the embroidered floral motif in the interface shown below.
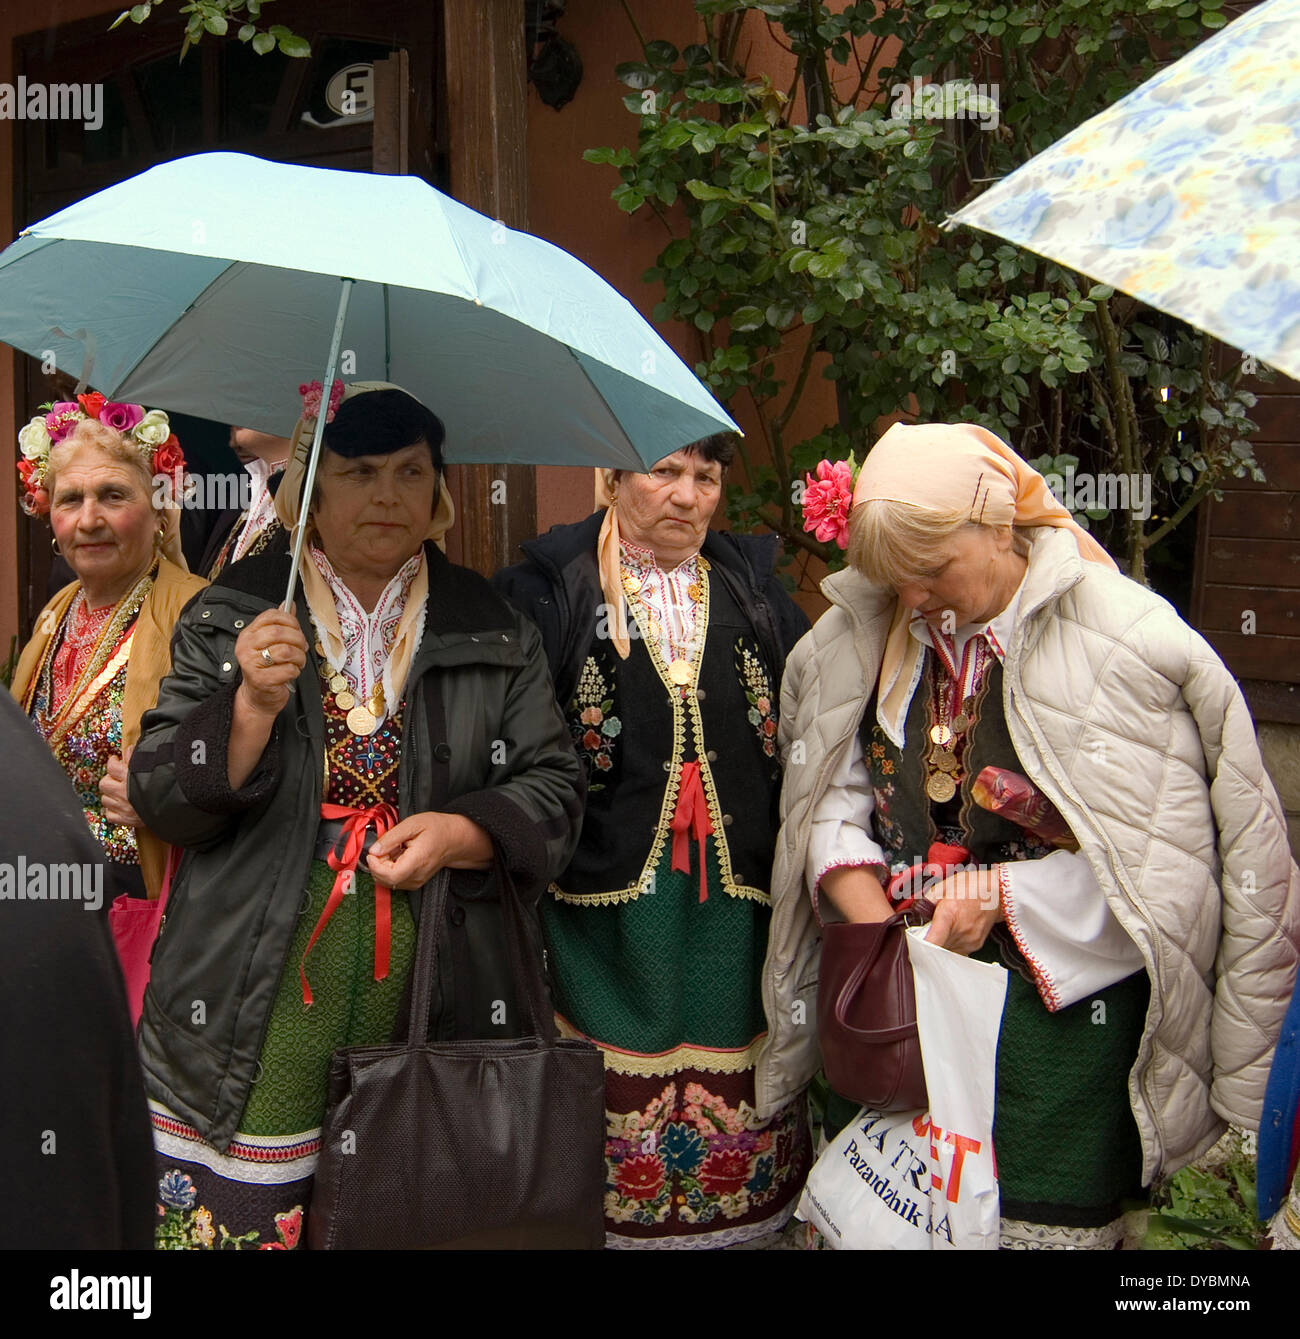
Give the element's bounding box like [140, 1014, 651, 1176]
[734, 640, 777, 758]
[153, 1168, 299, 1250]
[603, 1082, 801, 1228]
[569, 655, 620, 790]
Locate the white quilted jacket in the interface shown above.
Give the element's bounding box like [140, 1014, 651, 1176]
[756, 528, 1300, 1182]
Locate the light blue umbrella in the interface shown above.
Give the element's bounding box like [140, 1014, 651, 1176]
[0, 151, 738, 602]
[0, 152, 736, 467]
[946, 0, 1300, 381]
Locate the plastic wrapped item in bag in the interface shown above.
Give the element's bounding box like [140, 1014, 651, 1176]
[970, 765, 1078, 850]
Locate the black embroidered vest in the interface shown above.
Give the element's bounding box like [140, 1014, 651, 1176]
[554, 564, 783, 905]
[860, 654, 1059, 874]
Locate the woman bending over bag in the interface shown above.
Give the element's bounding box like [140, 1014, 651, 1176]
[757, 422, 1299, 1249]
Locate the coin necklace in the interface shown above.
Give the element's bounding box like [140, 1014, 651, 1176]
[925, 632, 987, 804]
[318, 643, 385, 736]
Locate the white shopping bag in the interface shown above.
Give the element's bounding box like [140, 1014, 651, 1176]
[798, 927, 1007, 1249]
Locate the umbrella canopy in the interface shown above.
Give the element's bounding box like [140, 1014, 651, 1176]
[0, 152, 737, 468]
[946, 0, 1300, 381]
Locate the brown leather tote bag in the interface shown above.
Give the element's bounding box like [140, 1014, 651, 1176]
[817, 899, 935, 1112]
[308, 864, 607, 1249]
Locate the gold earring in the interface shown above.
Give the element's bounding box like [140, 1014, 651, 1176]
[50, 535, 61, 556]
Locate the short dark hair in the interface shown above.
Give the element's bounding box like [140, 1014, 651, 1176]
[683, 432, 737, 470]
[322, 388, 446, 471]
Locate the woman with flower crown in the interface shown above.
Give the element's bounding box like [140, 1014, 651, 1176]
[10, 393, 207, 906]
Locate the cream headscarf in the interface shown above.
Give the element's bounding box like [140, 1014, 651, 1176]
[593, 468, 635, 659]
[273, 380, 456, 701]
[853, 422, 1117, 739]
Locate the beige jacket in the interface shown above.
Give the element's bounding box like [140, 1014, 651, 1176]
[756, 528, 1300, 1182]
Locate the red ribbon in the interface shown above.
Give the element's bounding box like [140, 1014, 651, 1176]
[300, 801, 399, 1006]
[670, 760, 715, 903]
[886, 839, 972, 908]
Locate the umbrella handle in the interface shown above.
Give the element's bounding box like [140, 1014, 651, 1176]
[283, 277, 356, 612]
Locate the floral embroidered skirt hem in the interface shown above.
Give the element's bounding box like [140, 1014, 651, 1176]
[545, 845, 811, 1249]
[151, 859, 414, 1249]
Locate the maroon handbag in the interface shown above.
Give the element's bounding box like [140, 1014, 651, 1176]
[817, 899, 935, 1111]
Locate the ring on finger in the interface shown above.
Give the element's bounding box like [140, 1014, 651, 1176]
[260, 647, 274, 666]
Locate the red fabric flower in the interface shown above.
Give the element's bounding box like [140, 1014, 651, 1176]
[153, 435, 186, 481]
[582, 729, 602, 750]
[801, 458, 855, 549]
[76, 391, 106, 419]
[614, 1154, 666, 1201]
[16, 458, 35, 486]
[698, 1148, 751, 1195]
[762, 717, 777, 737]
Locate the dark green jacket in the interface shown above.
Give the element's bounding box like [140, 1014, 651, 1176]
[129, 535, 584, 1152]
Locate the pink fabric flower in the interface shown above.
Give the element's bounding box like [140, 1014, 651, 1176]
[299, 379, 345, 424]
[44, 402, 82, 442]
[100, 401, 144, 433]
[802, 458, 855, 549]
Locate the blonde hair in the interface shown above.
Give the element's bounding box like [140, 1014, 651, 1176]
[46, 419, 155, 503]
[847, 498, 1030, 588]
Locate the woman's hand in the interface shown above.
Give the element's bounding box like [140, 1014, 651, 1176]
[234, 607, 308, 718]
[99, 748, 142, 826]
[923, 867, 1003, 955]
[366, 812, 493, 890]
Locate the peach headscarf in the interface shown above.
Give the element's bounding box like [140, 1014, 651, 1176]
[854, 422, 1117, 740]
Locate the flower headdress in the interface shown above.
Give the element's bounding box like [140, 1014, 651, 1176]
[16, 392, 185, 517]
[298, 378, 345, 424]
[800, 452, 860, 550]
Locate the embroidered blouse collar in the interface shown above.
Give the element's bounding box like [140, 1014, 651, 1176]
[619, 536, 700, 579]
[307, 544, 422, 707]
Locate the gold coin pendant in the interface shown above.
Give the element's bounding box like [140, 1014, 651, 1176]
[926, 771, 957, 803]
[347, 705, 378, 736]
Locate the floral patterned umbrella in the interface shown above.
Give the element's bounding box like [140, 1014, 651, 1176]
[946, 0, 1300, 382]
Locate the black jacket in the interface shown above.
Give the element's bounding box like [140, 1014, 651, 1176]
[492, 510, 810, 709]
[129, 533, 584, 1151]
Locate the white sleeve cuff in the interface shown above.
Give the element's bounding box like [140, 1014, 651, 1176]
[1000, 850, 1146, 1012]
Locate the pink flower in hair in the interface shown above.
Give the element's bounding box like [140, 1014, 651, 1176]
[299, 379, 345, 424]
[801, 457, 855, 549]
[99, 401, 144, 433]
[44, 402, 82, 442]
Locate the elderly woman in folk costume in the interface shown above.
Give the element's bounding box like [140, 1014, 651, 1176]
[759, 422, 1300, 1249]
[129, 382, 583, 1250]
[11, 394, 207, 907]
[494, 438, 812, 1248]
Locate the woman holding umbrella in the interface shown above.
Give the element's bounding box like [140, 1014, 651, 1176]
[11, 394, 206, 906]
[129, 384, 583, 1249]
